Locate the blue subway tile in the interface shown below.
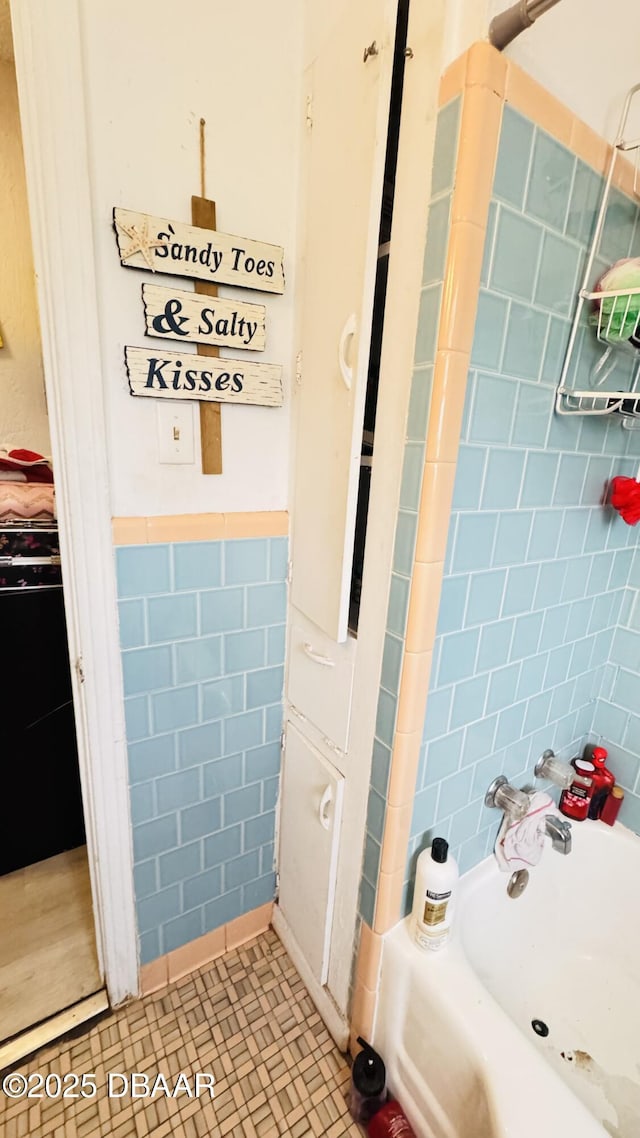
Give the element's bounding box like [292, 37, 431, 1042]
[542, 316, 572, 386]
[535, 560, 568, 609]
[204, 825, 242, 867]
[535, 231, 581, 317]
[503, 564, 539, 616]
[266, 625, 286, 666]
[449, 800, 483, 847]
[450, 675, 489, 729]
[407, 366, 434, 443]
[437, 770, 471, 817]
[269, 537, 288, 581]
[134, 859, 157, 900]
[491, 209, 542, 301]
[246, 583, 287, 627]
[225, 539, 268, 585]
[526, 130, 575, 231]
[463, 715, 498, 764]
[244, 873, 276, 910]
[423, 194, 451, 285]
[116, 545, 170, 598]
[520, 452, 559, 508]
[453, 513, 498, 573]
[152, 685, 198, 733]
[133, 814, 178, 862]
[246, 666, 284, 709]
[175, 636, 222, 684]
[370, 739, 392, 797]
[366, 788, 386, 843]
[423, 688, 453, 742]
[414, 285, 442, 366]
[412, 786, 438, 833]
[262, 775, 279, 813]
[399, 442, 426, 512]
[436, 576, 468, 635]
[469, 373, 517, 444]
[478, 619, 514, 671]
[487, 663, 521, 714]
[539, 605, 571, 651]
[393, 511, 418, 577]
[387, 574, 411, 637]
[599, 187, 637, 264]
[118, 600, 145, 649]
[156, 768, 200, 814]
[173, 542, 221, 590]
[481, 202, 497, 287]
[511, 611, 543, 660]
[453, 446, 487, 510]
[180, 797, 221, 842]
[203, 755, 243, 797]
[129, 734, 176, 784]
[493, 106, 534, 208]
[553, 454, 589, 505]
[183, 865, 222, 910]
[130, 782, 155, 825]
[557, 508, 586, 558]
[431, 98, 460, 196]
[200, 586, 245, 634]
[265, 703, 283, 742]
[124, 696, 150, 742]
[202, 675, 245, 721]
[512, 383, 552, 449]
[523, 690, 553, 735]
[481, 448, 525, 509]
[147, 594, 197, 643]
[527, 509, 563, 562]
[137, 886, 182, 934]
[139, 929, 160, 965]
[438, 628, 480, 685]
[566, 160, 601, 245]
[178, 721, 222, 768]
[122, 645, 172, 696]
[245, 741, 281, 782]
[223, 710, 264, 755]
[204, 889, 243, 932]
[224, 783, 261, 825]
[244, 813, 276, 851]
[162, 909, 204, 954]
[471, 291, 508, 371]
[224, 629, 266, 673]
[502, 304, 547, 380]
[376, 688, 397, 746]
[494, 701, 528, 749]
[493, 511, 534, 567]
[518, 653, 547, 700]
[159, 841, 202, 888]
[466, 570, 506, 626]
[225, 851, 260, 891]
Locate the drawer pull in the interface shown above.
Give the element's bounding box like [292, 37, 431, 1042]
[302, 641, 335, 667]
[319, 784, 333, 830]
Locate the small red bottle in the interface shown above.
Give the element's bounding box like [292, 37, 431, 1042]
[588, 746, 615, 820]
[368, 1101, 417, 1138]
[559, 759, 595, 820]
[601, 785, 624, 826]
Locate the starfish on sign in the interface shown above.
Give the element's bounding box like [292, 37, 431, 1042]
[116, 216, 167, 271]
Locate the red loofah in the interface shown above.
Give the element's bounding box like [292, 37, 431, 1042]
[610, 475, 640, 525]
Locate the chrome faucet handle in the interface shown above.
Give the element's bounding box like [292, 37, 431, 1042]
[485, 776, 530, 821]
[545, 814, 572, 854]
[534, 749, 574, 790]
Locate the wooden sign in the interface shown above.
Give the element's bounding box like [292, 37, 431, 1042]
[142, 284, 266, 351]
[114, 208, 284, 294]
[125, 346, 283, 407]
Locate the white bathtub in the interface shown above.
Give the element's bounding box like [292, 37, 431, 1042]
[375, 820, 640, 1138]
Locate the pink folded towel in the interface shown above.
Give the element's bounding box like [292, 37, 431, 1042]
[495, 792, 560, 873]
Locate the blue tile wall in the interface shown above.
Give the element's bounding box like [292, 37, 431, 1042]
[405, 99, 640, 904]
[117, 536, 286, 963]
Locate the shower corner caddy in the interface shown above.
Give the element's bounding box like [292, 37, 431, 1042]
[556, 82, 640, 430]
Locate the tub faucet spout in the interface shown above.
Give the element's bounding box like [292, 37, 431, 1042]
[545, 815, 572, 854]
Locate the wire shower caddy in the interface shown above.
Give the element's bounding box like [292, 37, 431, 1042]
[556, 82, 640, 429]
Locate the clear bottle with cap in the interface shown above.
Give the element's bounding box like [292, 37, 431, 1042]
[348, 1037, 387, 1124]
[411, 837, 458, 952]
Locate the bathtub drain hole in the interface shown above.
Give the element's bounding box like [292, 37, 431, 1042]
[531, 1019, 549, 1038]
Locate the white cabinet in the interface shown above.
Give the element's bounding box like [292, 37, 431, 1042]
[290, 0, 397, 643]
[277, 722, 344, 985]
[288, 607, 356, 754]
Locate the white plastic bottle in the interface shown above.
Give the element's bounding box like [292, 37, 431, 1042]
[411, 836, 458, 952]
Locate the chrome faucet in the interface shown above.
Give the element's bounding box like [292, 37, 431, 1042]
[545, 815, 572, 855]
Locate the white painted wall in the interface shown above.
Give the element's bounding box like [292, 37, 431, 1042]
[447, 0, 640, 141]
[0, 59, 51, 455]
[79, 0, 302, 517]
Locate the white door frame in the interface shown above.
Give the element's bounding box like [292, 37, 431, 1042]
[10, 0, 138, 1005]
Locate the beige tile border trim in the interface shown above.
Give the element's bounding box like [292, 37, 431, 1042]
[139, 901, 273, 994]
[112, 511, 289, 545]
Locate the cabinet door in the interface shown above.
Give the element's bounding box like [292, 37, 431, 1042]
[291, 0, 397, 642]
[277, 722, 344, 984]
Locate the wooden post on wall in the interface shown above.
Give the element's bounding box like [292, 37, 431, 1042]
[192, 119, 223, 474]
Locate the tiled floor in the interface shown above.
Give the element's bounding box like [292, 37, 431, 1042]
[1, 930, 360, 1138]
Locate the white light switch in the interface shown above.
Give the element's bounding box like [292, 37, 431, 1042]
[156, 402, 195, 464]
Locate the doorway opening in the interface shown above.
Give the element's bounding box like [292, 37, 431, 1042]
[0, 9, 104, 1054]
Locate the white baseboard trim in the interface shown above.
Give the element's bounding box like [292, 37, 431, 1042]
[272, 905, 349, 1052]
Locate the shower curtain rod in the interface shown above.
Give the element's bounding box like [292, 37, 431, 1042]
[489, 0, 563, 51]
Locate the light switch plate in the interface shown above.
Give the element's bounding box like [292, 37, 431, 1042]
[156, 402, 195, 464]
